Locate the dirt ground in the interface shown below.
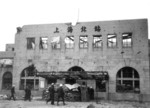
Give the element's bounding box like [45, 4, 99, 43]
[0, 99, 149, 108]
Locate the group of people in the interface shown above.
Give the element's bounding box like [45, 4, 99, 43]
[78, 82, 94, 102]
[46, 83, 66, 106]
[9, 85, 32, 101]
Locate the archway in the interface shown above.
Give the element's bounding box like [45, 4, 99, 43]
[68, 66, 85, 72]
[20, 65, 39, 90]
[2, 72, 12, 90]
[116, 66, 140, 93]
[66, 66, 85, 84]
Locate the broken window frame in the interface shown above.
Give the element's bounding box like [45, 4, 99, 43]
[93, 35, 102, 48]
[107, 34, 117, 48]
[20, 68, 39, 90]
[79, 35, 88, 48]
[65, 36, 74, 49]
[122, 32, 132, 48]
[39, 37, 48, 50]
[116, 67, 140, 93]
[51, 36, 61, 49]
[27, 37, 35, 50]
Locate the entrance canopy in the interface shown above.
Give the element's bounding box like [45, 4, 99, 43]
[36, 71, 109, 80]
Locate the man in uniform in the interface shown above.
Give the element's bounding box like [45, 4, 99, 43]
[57, 84, 66, 105]
[9, 85, 16, 101]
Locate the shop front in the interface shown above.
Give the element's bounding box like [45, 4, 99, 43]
[36, 70, 109, 101]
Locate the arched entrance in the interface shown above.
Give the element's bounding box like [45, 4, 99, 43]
[68, 66, 85, 72]
[66, 66, 85, 84]
[2, 72, 12, 90]
[20, 64, 39, 90]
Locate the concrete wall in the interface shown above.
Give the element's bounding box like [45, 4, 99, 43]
[12, 19, 150, 101]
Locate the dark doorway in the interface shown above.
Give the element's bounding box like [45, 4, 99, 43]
[68, 66, 85, 72]
[2, 72, 12, 90]
[66, 66, 85, 84]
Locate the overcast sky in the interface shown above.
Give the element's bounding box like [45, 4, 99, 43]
[0, 0, 149, 51]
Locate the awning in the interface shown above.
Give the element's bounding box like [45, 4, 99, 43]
[0, 59, 13, 65]
[36, 71, 109, 80]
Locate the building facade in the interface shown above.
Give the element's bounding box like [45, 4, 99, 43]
[0, 19, 150, 101]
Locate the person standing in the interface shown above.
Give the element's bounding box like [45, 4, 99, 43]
[9, 85, 16, 101]
[81, 82, 88, 102]
[57, 84, 66, 105]
[46, 83, 55, 105]
[24, 86, 31, 101]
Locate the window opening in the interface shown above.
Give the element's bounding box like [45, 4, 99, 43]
[116, 67, 140, 93]
[65, 36, 74, 48]
[93, 35, 102, 48]
[39, 37, 48, 49]
[107, 34, 117, 48]
[27, 38, 35, 49]
[122, 33, 132, 47]
[20, 65, 39, 90]
[2, 72, 12, 90]
[79, 35, 88, 48]
[51, 36, 60, 49]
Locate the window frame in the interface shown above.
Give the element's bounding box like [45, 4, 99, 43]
[20, 66, 39, 90]
[93, 35, 103, 48]
[107, 34, 117, 48]
[79, 35, 88, 49]
[122, 32, 132, 48]
[65, 35, 75, 49]
[51, 36, 61, 50]
[116, 67, 140, 93]
[39, 37, 48, 50]
[26, 37, 35, 50]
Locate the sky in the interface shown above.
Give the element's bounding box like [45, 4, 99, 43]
[0, 0, 149, 51]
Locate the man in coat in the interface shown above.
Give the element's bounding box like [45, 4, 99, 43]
[24, 86, 31, 101]
[46, 83, 55, 105]
[57, 84, 65, 105]
[9, 85, 16, 101]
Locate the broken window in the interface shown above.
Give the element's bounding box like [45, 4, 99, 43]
[122, 33, 132, 47]
[27, 38, 35, 50]
[20, 65, 39, 90]
[39, 37, 48, 50]
[51, 36, 61, 49]
[116, 67, 140, 93]
[107, 34, 117, 48]
[79, 35, 88, 48]
[93, 35, 102, 48]
[65, 36, 74, 48]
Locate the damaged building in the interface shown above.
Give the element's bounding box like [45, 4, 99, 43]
[0, 19, 150, 101]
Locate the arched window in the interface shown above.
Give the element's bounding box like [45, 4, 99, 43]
[68, 66, 85, 72]
[2, 72, 12, 90]
[116, 67, 140, 93]
[20, 65, 39, 90]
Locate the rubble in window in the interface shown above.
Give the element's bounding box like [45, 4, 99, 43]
[107, 34, 117, 48]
